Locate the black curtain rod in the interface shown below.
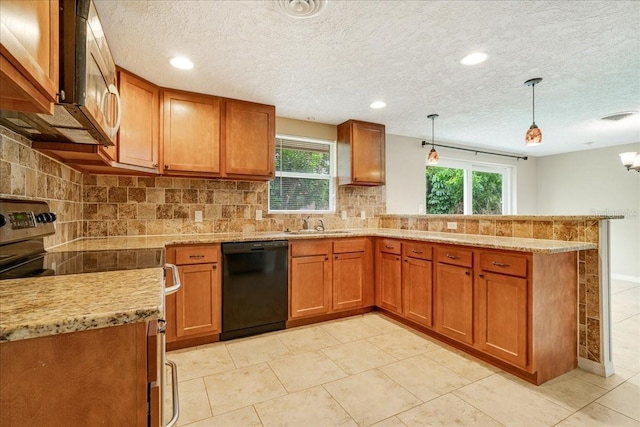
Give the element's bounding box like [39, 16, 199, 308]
[421, 141, 528, 161]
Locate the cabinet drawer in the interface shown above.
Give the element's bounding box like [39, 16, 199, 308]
[291, 240, 331, 257]
[436, 246, 473, 268]
[379, 239, 401, 255]
[403, 242, 433, 260]
[174, 245, 220, 265]
[480, 252, 528, 278]
[334, 238, 366, 254]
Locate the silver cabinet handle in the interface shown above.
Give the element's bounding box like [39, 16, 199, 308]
[189, 254, 205, 259]
[411, 249, 423, 254]
[385, 245, 395, 249]
[164, 263, 182, 295]
[492, 261, 511, 268]
[446, 254, 460, 259]
[165, 360, 180, 427]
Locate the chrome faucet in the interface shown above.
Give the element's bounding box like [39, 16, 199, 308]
[302, 216, 310, 230]
[316, 219, 325, 232]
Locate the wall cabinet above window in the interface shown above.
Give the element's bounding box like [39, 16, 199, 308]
[337, 120, 385, 186]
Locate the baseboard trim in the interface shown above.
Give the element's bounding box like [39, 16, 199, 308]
[611, 274, 640, 284]
[578, 356, 615, 377]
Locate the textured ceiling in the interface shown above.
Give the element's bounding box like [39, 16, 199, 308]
[94, 0, 640, 156]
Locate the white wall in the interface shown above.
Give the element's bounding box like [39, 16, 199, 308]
[385, 134, 538, 214]
[537, 143, 640, 278]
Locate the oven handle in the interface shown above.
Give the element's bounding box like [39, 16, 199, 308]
[164, 263, 181, 295]
[165, 359, 180, 427]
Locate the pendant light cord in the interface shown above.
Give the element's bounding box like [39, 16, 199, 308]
[532, 83, 536, 124]
[431, 116, 435, 147]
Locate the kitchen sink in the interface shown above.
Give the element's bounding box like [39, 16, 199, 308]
[284, 229, 351, 235]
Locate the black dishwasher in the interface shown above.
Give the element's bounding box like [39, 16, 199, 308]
[221, 240, 288, 341]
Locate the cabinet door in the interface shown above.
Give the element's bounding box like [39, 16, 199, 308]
[162, 91, 221, 174]
[175, 263, 221, 338]
[290, 255, 331, 318]
[0, 0, 58, 114]
[224, 100, 275, 179]
[403, 257, 433, 328]
[378, 252, 402, 314]
[333, 251, 366, 311]
[478, 271, 528, 367]
[435, 263, 473, 345]
[352, 121, 385, 184]
[118, 70, 159, 169]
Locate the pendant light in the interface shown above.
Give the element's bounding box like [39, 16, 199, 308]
[427, 114, 440, 165]
[524, 78, 543, 146]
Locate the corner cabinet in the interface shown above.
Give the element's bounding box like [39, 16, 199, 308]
[337, 120, 385, 185]
[332, 238, 374, 311]
[0, 0, 59, 114]
[224, 99, 275, 180]
[117, 69, 159, 172]
[162, 90, 222, 176]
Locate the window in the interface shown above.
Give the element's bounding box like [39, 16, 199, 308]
[425, 160, 511, 214]
[268, 135, 335, 213]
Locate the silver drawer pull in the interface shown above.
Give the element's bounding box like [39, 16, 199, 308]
[189, 254, 205, 258]
[492, 261, 511, 268]
[385, 245, 395, 249]
[411, 249, 423, 254]
[446, 254, 460, 259]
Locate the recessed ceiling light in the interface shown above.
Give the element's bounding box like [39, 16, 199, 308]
[370, 101, 386, 109]
[170, 57, 194, 70]
[460, 52, 488, 66]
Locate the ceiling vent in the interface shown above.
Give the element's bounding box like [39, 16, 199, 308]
[277, 0, 327, 18]
[600, 111, 638, 121]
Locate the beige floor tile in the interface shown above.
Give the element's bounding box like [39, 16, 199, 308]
[369, 416, 407, 427]
[361, 313, 409, 333]
[596, 381, 640, 421]
[319, 316, 383, 343]
[255, 385, 357, 427]
[612, 347, 640, 372]
[615, 314, 640, 335]
[567, 367, 636, 391]
[499, 371, 608, 412]
[181, 406, 263, 427]
[397, 393, 502, 427]
[277, 325, 341, 354]
[324, 370, 422, 426]
[454, 374, 572, 426]
[367, 330, 442, 359]
[169, 343, 236, 382]
[173, 378, 212, 426]
[423, 347, 500, 382]
[629, 373, 640, 387]
[268, 350, 347, 392]
[202, 363, 287, 415]
[380, 354, 470, 401]
[322, 339, 397, 375]
[226, 334, 292, 368]
[556, 402, 640, 427]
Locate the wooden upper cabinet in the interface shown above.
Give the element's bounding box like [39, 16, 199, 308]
[0, 0, 59, 115]
[118, 69, 159, 171]
[162, 90, 221, 175]
[337, 120, 385, 186]
[224, 100, 275, 179]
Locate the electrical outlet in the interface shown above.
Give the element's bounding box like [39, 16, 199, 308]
[418, 204, 424, 214]
[255, 209, 262, 220]
[341, 211, 347, 220]
[195, 211, 203, 223]
[447, 221, 457, 230]
[360, 210, 366, 220]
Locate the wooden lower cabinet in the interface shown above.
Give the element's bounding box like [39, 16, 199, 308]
[477, 271, 528, 367]
[435, 262, 474, 345]
[165, 245, 221, 346]
[0, 322, 153, 426]
[290, 253, 332, 318]
[403, 256, 433, 328]
[376, 239, 403, 314]
[333, 251, 366, 311]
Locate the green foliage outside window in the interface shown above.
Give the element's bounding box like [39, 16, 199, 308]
[425, 167, 503, 215]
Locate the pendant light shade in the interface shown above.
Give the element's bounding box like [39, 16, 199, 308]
[524, 78, 543, 146]
[427, 114, 439, 165]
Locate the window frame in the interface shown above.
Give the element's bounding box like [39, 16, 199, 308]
[426, 158, 513, 215]
[268, 134, 336, 214]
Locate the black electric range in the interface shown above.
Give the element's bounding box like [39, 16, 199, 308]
[0, 198, 164, 280]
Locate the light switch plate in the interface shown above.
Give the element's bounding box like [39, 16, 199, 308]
[341, 211, 348, 220]
[360, 210, 366, 220]
[256, 209, 262, 220]
[195, 211, 203, 222]
[447, 221, 457, 230]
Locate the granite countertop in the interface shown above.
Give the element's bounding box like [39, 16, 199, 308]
[48, 229, 596, 254]
[0, 268, 164, 343]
